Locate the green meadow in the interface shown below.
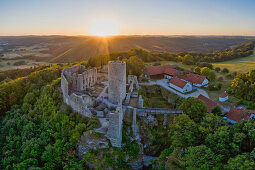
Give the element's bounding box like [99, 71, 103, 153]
[213, 49, 255, 73]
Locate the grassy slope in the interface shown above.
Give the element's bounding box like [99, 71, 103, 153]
[213, 49, 255, 73]
[204, 72, 240, 107]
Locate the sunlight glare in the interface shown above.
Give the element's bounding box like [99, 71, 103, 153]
[90, 19, 119, 36]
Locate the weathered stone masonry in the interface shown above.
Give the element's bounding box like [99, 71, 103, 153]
[108, 61, 126, 104]
[61, 65, 97, 118]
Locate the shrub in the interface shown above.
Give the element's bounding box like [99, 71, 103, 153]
[208, 84, 218, 91]
[226, 73, 234, 79]
[198, 62, 213, 69]
[222, 68, 229, 73]
[201, 67, 211, 76]
[215, 67, 221, 72]
[217, 83, 222, 90]
[183, 54, 194, 65]
[194, 66, 201, 74]
[208, 71, 216, 81]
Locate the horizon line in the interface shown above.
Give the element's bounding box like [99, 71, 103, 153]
[1, 34, 255, 37]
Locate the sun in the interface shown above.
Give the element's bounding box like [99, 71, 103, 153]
[90, 19, 119, 37]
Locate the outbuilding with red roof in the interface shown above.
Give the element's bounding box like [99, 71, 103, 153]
[219, 92, 228, 102]
[169, 77, 192, 93]
[198, 94, 218, 112]
[144, 65, 178, 79]
[224, 107, 255, 124]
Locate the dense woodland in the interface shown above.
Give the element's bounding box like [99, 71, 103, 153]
[0, 42, 255, 169]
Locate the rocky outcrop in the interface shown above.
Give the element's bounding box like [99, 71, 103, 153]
[77, 131, 109, 159]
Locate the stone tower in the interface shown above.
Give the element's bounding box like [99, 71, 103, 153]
[108, 61, 126, 104]
[106, 105, 123, 147]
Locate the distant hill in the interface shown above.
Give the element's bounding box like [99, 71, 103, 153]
[1, 35, 255, 63]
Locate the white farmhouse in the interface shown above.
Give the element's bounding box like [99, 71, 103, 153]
[169, 77, 192, 93]
[179, 73, 208, 87]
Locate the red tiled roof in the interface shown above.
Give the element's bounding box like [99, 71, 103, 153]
[198, 94, 218, 112]
[164, 68, 178, 76]
[146, 65, 178, 76]
[226, 107, 250, 122]
[220, 92, 228, 98]
[169, 77, 188, 89]
[179, 73, 206, 84]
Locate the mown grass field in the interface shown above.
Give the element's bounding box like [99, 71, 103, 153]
[213, 49, 255, 73]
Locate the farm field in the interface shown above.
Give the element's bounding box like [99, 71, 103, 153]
[0, 45, 52, 71]
[213, 49, 255, 73]
[0, 59, 50, 71]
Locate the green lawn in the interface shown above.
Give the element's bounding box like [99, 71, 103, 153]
[146, 60, 194, 70]
[213, 49, 255, 73]
[204, 71, 240, 107]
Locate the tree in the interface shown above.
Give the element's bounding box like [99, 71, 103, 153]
[211, 106, 222, 116]
[183, 55, 194, 65]
[125, 56, 145, 77]
[222, 68, 229, 73]
[169, 114, 199, 148]
[199, 113, 226, 136]
[217, 83, 222, 90]
[179, 97, 207, 122]
[225, 154, 255, 170]
[180, 145, 219, 169]
[208, 71, 216, 81]
[178, 56, 183, 62]
[200, 67, 211, 77]
[194, 66, 201, 74]
[215, 67, 221, 72]
[205, 126, 238, 159]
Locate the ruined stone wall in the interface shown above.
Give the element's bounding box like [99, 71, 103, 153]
[128, 75, 139, 91]
[67, 93, 93, 118]
[106, 106, 123, 147]
[108, 61, 126, 104]
[63, 65, 97, 92]
[61, 65, 97, 118]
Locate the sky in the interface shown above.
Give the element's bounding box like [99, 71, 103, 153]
[1, 0, 255, 36]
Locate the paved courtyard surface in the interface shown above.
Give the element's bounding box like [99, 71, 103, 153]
[140, 79, 209, 99]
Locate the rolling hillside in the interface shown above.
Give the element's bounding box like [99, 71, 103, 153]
[1, 35, 255, 63]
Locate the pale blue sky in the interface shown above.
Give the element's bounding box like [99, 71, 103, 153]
[1, 0, 255, 36]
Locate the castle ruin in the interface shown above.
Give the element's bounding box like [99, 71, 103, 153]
[108, 61, 126, 104]
[61, 65, 97, 118]
[106, 105, 123, 147]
